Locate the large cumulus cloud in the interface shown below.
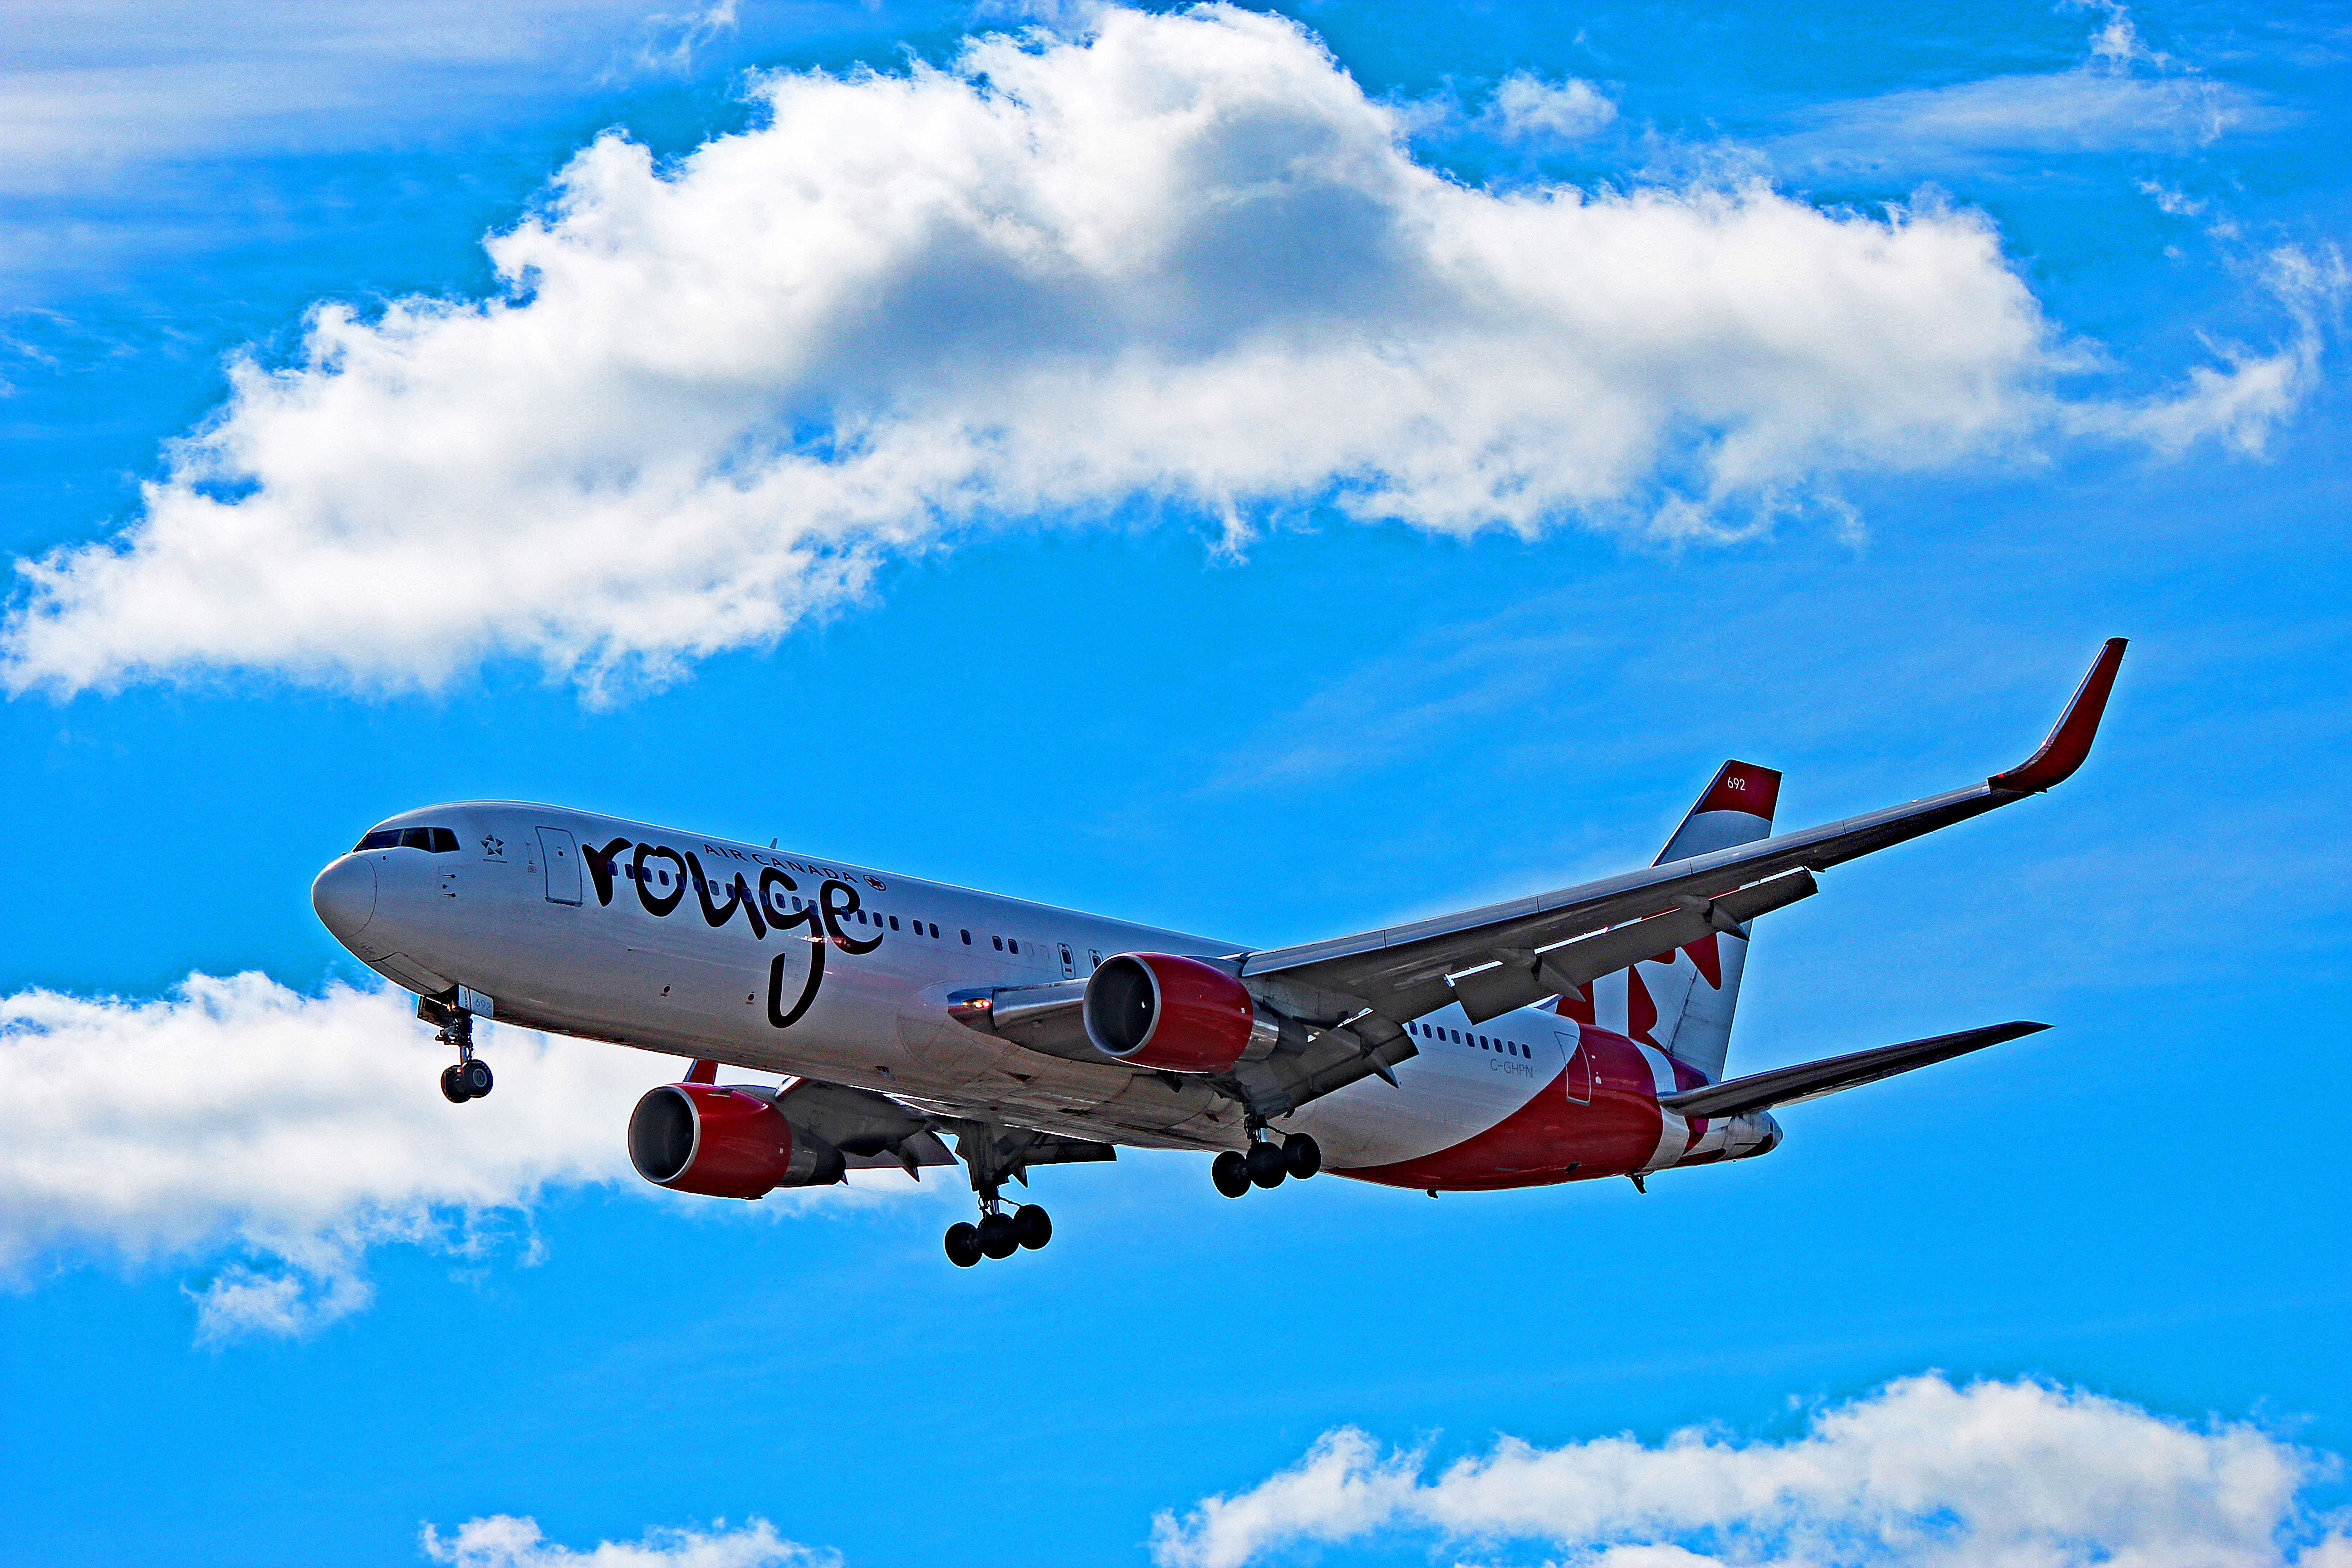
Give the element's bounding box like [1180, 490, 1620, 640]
[0, 5, 2320, 699]
[0, 973, 650, 1340]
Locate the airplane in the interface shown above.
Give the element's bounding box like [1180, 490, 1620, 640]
[310, 640, 2124, 1266]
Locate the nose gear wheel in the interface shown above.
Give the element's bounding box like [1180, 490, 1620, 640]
[421, 994, 493, 1102]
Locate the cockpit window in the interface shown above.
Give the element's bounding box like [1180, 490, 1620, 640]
[353, 826, 459, 853]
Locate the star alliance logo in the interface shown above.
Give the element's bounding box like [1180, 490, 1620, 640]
[481, 834, 505, 858]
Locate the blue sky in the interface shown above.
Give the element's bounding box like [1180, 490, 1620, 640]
[1, 2, 2347, 1566]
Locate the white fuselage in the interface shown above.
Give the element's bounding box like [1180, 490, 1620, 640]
[314, 801, 1776, 1188]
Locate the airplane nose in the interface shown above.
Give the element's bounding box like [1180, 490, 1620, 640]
[312, 856, 377, 941]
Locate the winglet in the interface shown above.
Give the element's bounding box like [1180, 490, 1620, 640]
[682, 1058, 718, 1084]
[1988, 638, 2127, 794]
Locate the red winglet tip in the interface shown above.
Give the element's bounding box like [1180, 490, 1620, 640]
[682, 1058, 718, 1083]
[1988, 637, 2127, 794]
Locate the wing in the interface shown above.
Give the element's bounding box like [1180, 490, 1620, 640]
[1658, 1020, 2048, 1118]
[1240, 638, 2125, 1025]
[957, 639, 2123, 1120]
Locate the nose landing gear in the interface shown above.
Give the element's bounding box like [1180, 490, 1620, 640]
[1212, 1130, 1321, 1197]
[421, 995, 492, 1103]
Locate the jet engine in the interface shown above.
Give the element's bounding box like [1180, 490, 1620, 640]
[1082, 953, 1278, 1074]
[627, 1083, 845, 1199]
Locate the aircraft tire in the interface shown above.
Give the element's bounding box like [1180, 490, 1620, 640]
[1284, 1134, 1322, 1180]
[978, 1212, 1019, 1259]
[461, 1059, 494, 1098]
[440, 1065, 470, 1103]
[1013, 1205, 1052, 1250]
[1245, 1142, 1288, 1189]
[944, 1222, 983, 1268]
[1211, 1151, 1251, 1198]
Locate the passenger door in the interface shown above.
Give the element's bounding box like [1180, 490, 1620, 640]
[536, 826, 583, 905]
[1556, 1030, 1593, 1104]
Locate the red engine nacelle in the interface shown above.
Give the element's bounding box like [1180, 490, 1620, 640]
[1082, 953, 1275, 1074]
[627, 1083, 845, 1199]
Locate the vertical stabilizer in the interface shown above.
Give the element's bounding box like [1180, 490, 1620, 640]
[1561, 761, 1780, 1082]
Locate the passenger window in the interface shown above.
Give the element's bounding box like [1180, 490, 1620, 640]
[962, 930, 972, 944]
[1450, 1029, 1460, 1043]
[931, 924, 941, 938]
[992, 936, 1003, 951]
[889, 916, 900, 930]
[1008, 939, 1019, 954]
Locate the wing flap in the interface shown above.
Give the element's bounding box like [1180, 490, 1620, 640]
[1451, 868, 1818, 1024]
[1657, 1020, 2049, 1119]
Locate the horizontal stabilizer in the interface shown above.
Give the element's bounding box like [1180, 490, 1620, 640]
[1657, 1020, 2048, 1119]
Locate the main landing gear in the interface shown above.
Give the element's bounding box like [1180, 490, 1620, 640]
[421, 996, 493, 1103]
[1212, 1132, 1320, 1197]
[944, 1197, 1051, 1267]
[941, 1125, 1058, 1267]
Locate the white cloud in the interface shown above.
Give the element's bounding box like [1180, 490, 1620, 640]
[1485, 73, 1618, 141]
[422, 1515, 831, 1568]
[611, 0, 743, 82]
[0, 5, 2321, 702]
[1776, 2, 2273, 172]
[0, 971, 660, 1339]
[2072, 244, 2348, 457]
[1151, 1374, 2352, 1568]
[0, 0, 671, 196]
[1784, 71, 2253, 163]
